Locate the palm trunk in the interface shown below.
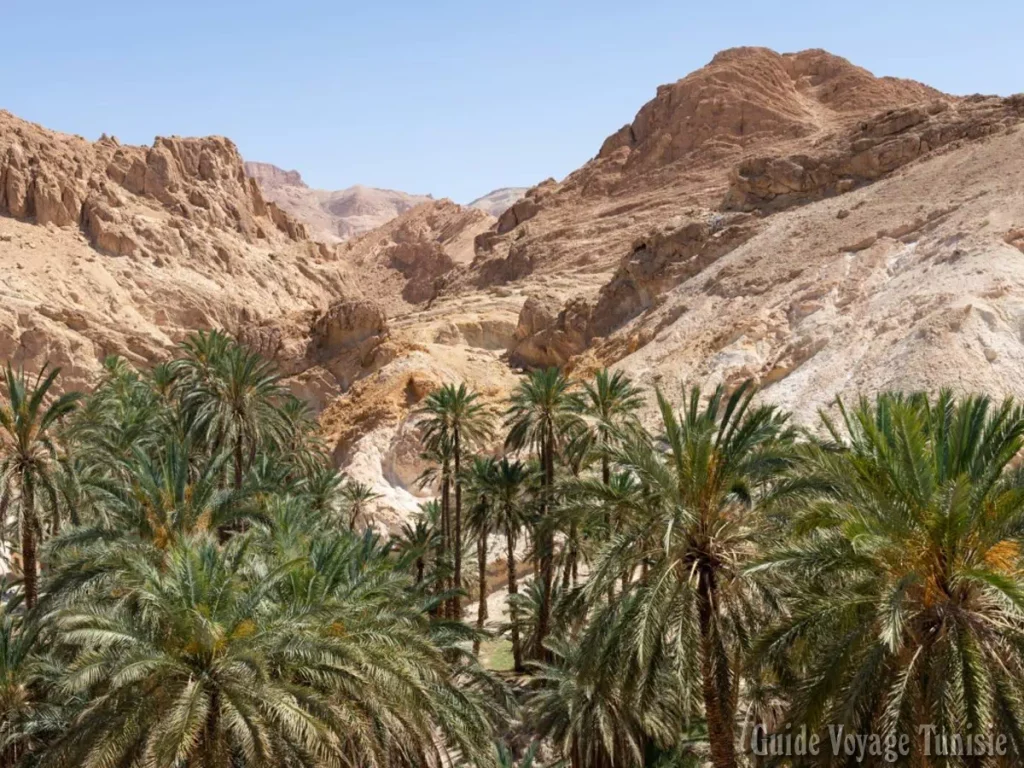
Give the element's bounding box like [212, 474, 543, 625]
[506, 525, 523, 673]
[203, 690, 222, 767]
[697, 565, 737, 768]
[565, 521, 578, 590]
[0, 487, 9, 554]
[474, 526, 488, 655]
[415, 557, 425, 585]
[233, 434, 244, 491]
[453, 428, 463, 619]
[535, 431, 555, 660]
[440, 468, 451, 618]
[21, 476, 38, 609]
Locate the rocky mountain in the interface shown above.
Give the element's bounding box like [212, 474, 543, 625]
[321, 47, 1024, 523]
[468, 187, 528, 217]
[3, 46, 1024, 527]
[243, 161, 433, 242]
[0, 110, 360, 391]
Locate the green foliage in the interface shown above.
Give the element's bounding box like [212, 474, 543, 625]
[9, 335, 1024, 768]
[0, 336, 503, 768]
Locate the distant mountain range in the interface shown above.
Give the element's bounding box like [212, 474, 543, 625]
[243, 162, 525, 242]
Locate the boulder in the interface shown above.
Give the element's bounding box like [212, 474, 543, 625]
[510, 294, 593, 369]
[309, 299, 388, 359]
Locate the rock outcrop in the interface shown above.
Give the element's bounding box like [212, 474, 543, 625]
[509, 294, 593, 369]
[724, 96, 1024, 210]
[0, 111, 351, 391]
[0, 115, 312, 260]
[309, 299, 388, 360]
[588, 213, 759, 338]
[457, 47, 955, 294]
[340, 199, 495, 313]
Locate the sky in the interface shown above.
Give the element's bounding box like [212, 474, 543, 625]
[3, 0, 1021, 203]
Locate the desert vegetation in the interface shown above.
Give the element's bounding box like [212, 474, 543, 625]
[4, 337, 1024, 768]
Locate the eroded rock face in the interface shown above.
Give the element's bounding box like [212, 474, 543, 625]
[310, 299, 388, 360]
[386, 241, 455, 304]
[0, 110, 354, 391]
[339, 199, 495, 313]
[510, 294, 593, 369]
[459, 48, 949, 296]
[0, 114, 311, 261]
[590, 213, 759, 337]
[724, 96, 1024, 210]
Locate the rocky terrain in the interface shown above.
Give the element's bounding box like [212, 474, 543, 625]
[468, 187, 528, 217]
[4, 46, 1024, 527]
[244, 161, 433, 241]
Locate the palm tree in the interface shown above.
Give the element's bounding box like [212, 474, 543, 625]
[465, 455, 500, 654]
[570, 369, 644, 485]
[586, 382, 794, 768]
[301, 465, 346, 518]
[417, 384, 494, 619]
[180, 337, 286, 492]
[496, 741, 539, 768]
[505, 368, 579, 656]
[489, 458, 530, 673]
[393, 516, 439, 586]
[277, 394, 326, 476]
[528, 636, 668, 768]
[340, 478, 380, 531]
[0, 365, 80, 608]
[269, 530, 501, 768]
[53, 437, 250, 554]
[752, 390, 1024, 763]
[417, 441, 456, 613]
[45, 530, 494, 768]
[44, 536, 331, 767]
[0, 604, 47, 768]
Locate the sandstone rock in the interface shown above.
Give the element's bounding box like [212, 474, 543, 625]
[0, 109, 358, 392]
[589, 213, 758, 337]
[0, 111, 311, 258]
[723, 97, 1024, 211]
[309, 299, 388, 359]
[338, 199, 494, 313]
[496, 196, 541, 234]
[510, 294, 593, 369]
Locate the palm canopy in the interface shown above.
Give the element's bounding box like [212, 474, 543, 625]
[504, 368, 579, 653]
[43, 532, 499, 768]
[503, 367, 579, 460]
[178, 337, 287, 489]
[464, 456, 500, 534]
[51, 436, 253, 554]
[417, 383, 494, 455]
[752, 390, 1024, 759]
[567, 369, 644, 481]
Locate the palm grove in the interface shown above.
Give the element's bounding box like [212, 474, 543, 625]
[3, 335, 1024, 768]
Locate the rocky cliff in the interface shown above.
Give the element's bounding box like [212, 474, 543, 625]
[0, 111, 350, 390]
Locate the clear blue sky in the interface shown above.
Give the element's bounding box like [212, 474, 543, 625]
[4, 1, 1020, 203]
